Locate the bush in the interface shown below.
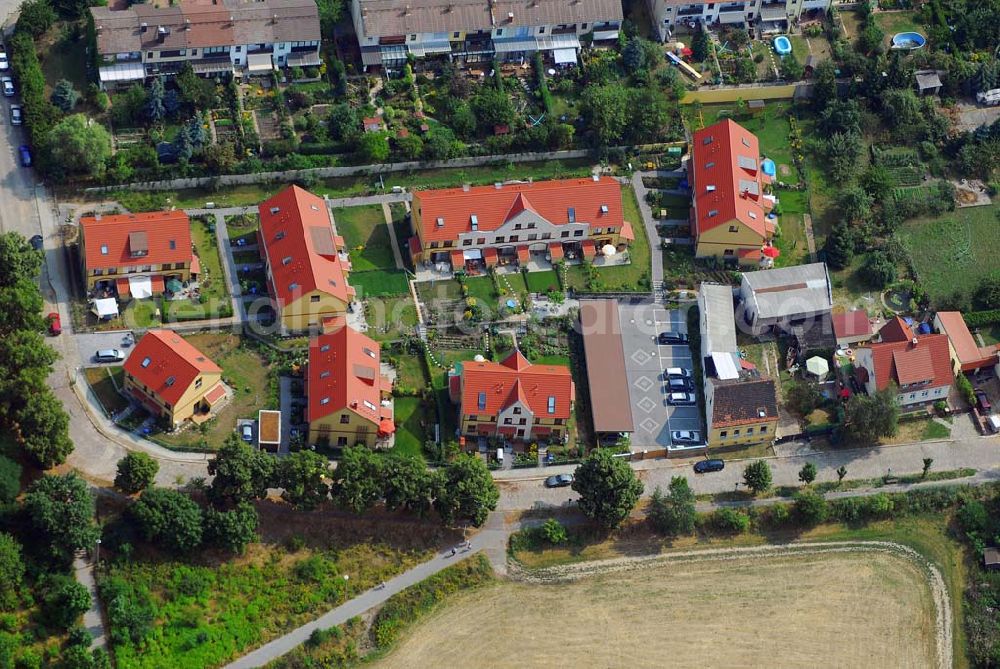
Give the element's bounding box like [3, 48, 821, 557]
[114, 452, 158, 495]
[0, 455, 21, 504]
[709, 508, 751, 534]
[793, 490, 828, 525]
[40, 574, 90, 630]
[963, 310, 1000, 329]
[956, 372, 976, 406]
[537, 518, 567, 545]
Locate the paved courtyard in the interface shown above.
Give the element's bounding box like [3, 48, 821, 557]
[74, 331, 135, 366]
[618, 303, 701, 449]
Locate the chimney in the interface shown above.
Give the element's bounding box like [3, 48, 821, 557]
[462, 184, 470, 192]
[139, 21, 147, 32]
[494, 182, 502, 189]
[184, 18, 191, 30]
[272, 13, 278, 23]
[911, 337, 918, 346]
[507, 10, 514, 20]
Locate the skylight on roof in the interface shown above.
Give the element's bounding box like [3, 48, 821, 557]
[282, 256, 292, 265]
[436, 217, 445, 227]
[706, 161, 715, 168]
[470, 214, 478, 230]
[320, 397, 330, 405]
[706, 185, 716, 192]
[749, 211, 757, 219]
[547, 396, 556, 414]
[567, 207, 576, 223]
[141, 356, 151, 368]
[363, 347, 376, 359]
[320, 370, 331, 378]
[310, 204, 320, 211]
[363, 400, 376, 411]
[100, 244, 109, 255]
[702, 136, 713, 145]
[320, 344, 331, 352]
[742, 137, 751, 147]
[600, 204, 609, 214]
[169, 240, 176, 250]
[165, 376, 176, 387]
[275, 231, 286, 241]
[289, 282, 299, 292]
[708, 210, 718, 217]
[478, 391, 487, 411]
[270, 206, 280, 214]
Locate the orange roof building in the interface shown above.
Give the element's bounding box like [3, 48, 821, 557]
[690, 119, 776, 265]
[123, 329, 225, 426]
[306, 320, 394, 449]
[854, 317, 953, 407]
[409, 177, 633, 272]
[258, 186, 356, 333]
[449, 350, 575, 445]
[832, 310, 873, 346]
[79, 211, 195, 299]
[934, 311, 999, 372]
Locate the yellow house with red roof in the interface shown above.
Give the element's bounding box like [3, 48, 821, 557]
[123, 329, 226, 427]
[258, 186, 356, 333]
[409, 177, 634, 271]
[691, 119, 776, 265]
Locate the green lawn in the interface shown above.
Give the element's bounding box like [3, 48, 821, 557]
[525, 270, 560, 293]
[897, 204, 1000, 303]
[393, 397, 427, 460]
[84, 366, 129, 415]
[417, 278, 463, 302]
[39, 24, 88, 94]
[385, 159, 594, 193]
[495, 271, 528, 298]
[873, 10, 923, 43]
[350, 270, 410, 297]
[391, 352, 429, 392]
[774, 189, 810, 268]
[333, 205, 397, 272]
[464, 276, 498, 304]
[364, 295, 419, 342]
[121, 299, 161, 329]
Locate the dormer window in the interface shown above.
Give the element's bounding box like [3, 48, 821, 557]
[128, 231, 149, 258]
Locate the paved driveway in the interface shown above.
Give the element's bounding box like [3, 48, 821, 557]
[75, 331, 134, 366]
[618, 303, 700, 449]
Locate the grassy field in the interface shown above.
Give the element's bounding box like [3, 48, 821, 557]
[392, 397, 427, 460]
[525, 270, 560, 294]
[350, 270, 410, 298]
[374, 550, 935, 668]
[774, 189, 810, 267]
[874, 10, 924, 43]
[84, 365, 129, 415]
[364, 295, 419, 342]
[334, 205, 397, 272]
[897, 205, 1000, 303]
[149, 334, 270, 450]
[463, 276, 498, 305]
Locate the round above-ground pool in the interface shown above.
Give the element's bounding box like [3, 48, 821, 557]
[892, 31, 926, 49]
[773, 35, 792, 55]
[761, 158, 776, 178]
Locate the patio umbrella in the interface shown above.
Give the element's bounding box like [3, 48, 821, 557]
[377, 418, 396, 436]
[762, 246, 780, 259]
[166, 279, 183, 293]
[602, 244, 617, 256]
[806, 356, 830, 379]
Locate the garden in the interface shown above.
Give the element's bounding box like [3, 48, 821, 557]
[84, 366, 129, 417]
[332, 204, 410, 300]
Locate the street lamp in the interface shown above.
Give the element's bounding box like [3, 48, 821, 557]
[95, 538, 102, 564]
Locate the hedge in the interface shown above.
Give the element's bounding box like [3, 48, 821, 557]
[963, 309, 1000, 328]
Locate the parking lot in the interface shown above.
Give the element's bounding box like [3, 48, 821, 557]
[74, 330, 135, 366]
[618, 303, 702, 449]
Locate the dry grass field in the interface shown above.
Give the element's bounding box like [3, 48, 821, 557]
[373, 550, 937, 669]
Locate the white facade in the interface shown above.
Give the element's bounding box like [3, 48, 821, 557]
[854, 347, 949, 407]
[647, 0, 831, 41]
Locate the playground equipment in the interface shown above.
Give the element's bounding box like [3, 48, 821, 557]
[666, 51, 702, 81]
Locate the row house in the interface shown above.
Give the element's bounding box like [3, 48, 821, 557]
[351, 0, 622, 69]
[449, 350, 574, 446]
[92, 0, 321, 89]
[409, 177, 634, 272]
[647, 0, 831, 40]
[306, 319, 395, 449]
[79, 211, 197, 300]
[257, 186, 356, 333]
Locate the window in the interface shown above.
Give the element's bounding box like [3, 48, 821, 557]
[594, 228, 602, 235]
[320, 344, 331, 352]
[561, 231, 569, 238]
[191, 49, 197, 55]
[542, 232, 551, 239]
[320, 370, 331, 379]
[463, 239, 472, 246]
[527, 222, 535, 229]
[514, 224, 522, 230]
[509, 235, 519, 242]
[147, 52, 153, 59]
[429, 241, 439, 249]
[100, 244, 109, 255]
[453, 31, 460, 38]
[108, 267, 117, 274]
[495, 236, 505, 243]
[141, 357, 152, 368]
[760, 426, 767, 433]
[573, 230, 584, 237]
[607, 227, 616, 234]
[162, 263, 172, 271]
[921, 390, 929, 397]
[513, 407, 521, 415]
[410, 33, 417, 40]
[720, 431, 727, 439]
[746, 427, 754, 435]
[234, 46, 241, 52]
[729, 225, 739, 233]
[519, 418, 526, 425]
[527, 234, 537, 241]
[478, 391, 486, 410]
[504, 418, 512, 425]
[337, 436, 348, 446]
[310, 295, 321, 302]
[495, 29, 503, 36]
[94, 269, 104, 276]
[724, 249, 734, 256]
[476, 237, 486, 245]
[340, 414, 350, 423]
[320, 397, 330, 405]
[547, 396, 556, 414]
[468, 415, 477, 422]
[909, 393, 916, 399]
[538, 26, 545, 33]
[168, 240, 176, 251]
[444, 240, 453, 248]
[708, 210, 719, 218]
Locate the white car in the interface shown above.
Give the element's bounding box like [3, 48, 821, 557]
[0, 50, 8, 72]
[666, 392, 697, 406]
[671, 430, 702, 445]
[1, 77, 13, 97]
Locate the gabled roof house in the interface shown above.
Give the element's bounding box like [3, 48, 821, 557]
[854, 317, 953, 408]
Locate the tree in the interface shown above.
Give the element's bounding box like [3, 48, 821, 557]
[357, 132, 390, 163]
[0, 455, 20, 505]
[447, 101, 476, 139]
[860, 165, 893, 203]
[858, 22, 885, 55]
[40, 574, 90, 629]
[23, 473, 98, 567]
[49, 78, 78, 113]
[470, 87, 515, 132]
[630, 88, 672, 144]
[742, 460, 772, 494]
[433, 454, 499, 527]
[824, 223, 854, 270]
[859, 251, 896, 289]
[880, 88, 922, 128]
[422, 128, 461, 160]
[130, 488, 203, 554]
[276, 450, 330, 510]
[646, 477, 697, 536]
[114, 452, 158, 495]
[0, 232, 42, 287]
[175, 63, 216, 111]
[16, 0, 56, 37]
[331, 446, 384, 513]
[798, 462, 818, 485]
[394, 133, 423, 160]
[315, 0, 344, 38]
[580, 83, 631, 147]
[812, 59, 838, 112]
[203, 503, 258, 555]
[972, 275, 1000, 310]
[572, 449, 644, 529]
[0, 279, 44, 335]
[203, 142, 237, 174]
[786, 381, 823, 416]
[922, 457, 934, 478]
[793, 490, 828, 525]
[207, 436, 275, 507]
[13, 388, 73, 468]
[45, 115, 112, 179]
[0, 533, 24, 611]
[837, 465, 848, 483]
[691, 28, 710, 61]
[780, 54, 804, 81]
[381, 454, 436, 516]
[623, 37, 646, 74]
[843, 386, 899, 443]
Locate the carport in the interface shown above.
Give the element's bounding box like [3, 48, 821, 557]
[580, 300, 633, 442]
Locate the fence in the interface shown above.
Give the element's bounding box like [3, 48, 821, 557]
[681, 82, 813, 105]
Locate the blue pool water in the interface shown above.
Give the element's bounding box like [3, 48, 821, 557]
[892, 32, 926, 49]
[761, 159, 776, 177]
[773, 36, 792, 55]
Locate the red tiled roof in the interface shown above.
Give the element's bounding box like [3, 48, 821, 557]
[459, 350, 574, 419]
[190, 254, 201, 275]
[80, 211, 192, 272]
[408, 236, 422, 255]
[450, 249, 465, 267]
[866, 332, 952, 391]
[691, 119, 770, 238]
[413, 177, 624, 243]
[620, 221, 635, 241]
[483, 246, 498, 266]
[307, 323, 391, 424]
[258, 186, 354, 310]
[516, 245, 529, 262]
[123, 329, 221, 406]
[936, 311, 998, 371]
[548, 242, 564, 259]
[879, 316, 914, 343]
[832, 310, 872, 340]
[581, 239, 596, 258]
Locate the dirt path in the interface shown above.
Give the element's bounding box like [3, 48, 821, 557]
[513, 540, 952, 669]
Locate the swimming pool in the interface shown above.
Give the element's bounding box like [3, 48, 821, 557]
[773, 35, 792, 55]
[891, 32, 926, 49]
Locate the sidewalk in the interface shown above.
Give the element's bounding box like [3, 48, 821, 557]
[72, 551, 107, 651]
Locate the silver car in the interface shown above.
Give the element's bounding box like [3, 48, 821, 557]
[671, 430, 702, 445]
[666, 392, 697, 406]
[94, 348, 124, 363]
[1, 77, 13, 97]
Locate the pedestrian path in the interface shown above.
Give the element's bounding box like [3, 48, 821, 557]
[381, 201, 405, 270]
[72, 551, 107, 651]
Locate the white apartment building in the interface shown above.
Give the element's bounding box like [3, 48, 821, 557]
[647, 0, 831, 41]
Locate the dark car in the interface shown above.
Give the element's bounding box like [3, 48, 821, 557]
[975, 390, 991, 413]
[46, 312, 61, 336]
[694, 459, 725, 474]
[29, 234, 43, 250]
[666, 377, 695, 392]
[657, 332, 689, 345]
[18, 145, 31, 167]
[544, 473, 574, 488]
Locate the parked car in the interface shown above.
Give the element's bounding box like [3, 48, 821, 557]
[975, 389, 991, 413]
[0, 50, 8, 72]
[664, 367, 692, 379]
[29, 234, 43, 250]
[657, 332, 689, 345]
[666, 377, 694, 392]
[241, 424, 253, 442]
[544, 473, 574, 488]
[18, 145, 31, 167]
[46, 312, 61, 336]
[94, 349, 124, 363]
[9, 104, 22, 125]
[667, 392, 697, 406]
[1, 76, 13, 97]
[671, 430, 702, 445]
[694, 459, 725, 474]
